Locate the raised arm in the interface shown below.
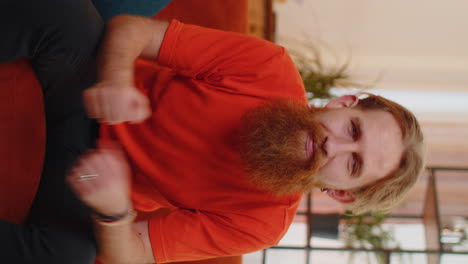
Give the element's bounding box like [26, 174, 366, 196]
[83, 15, 169, 124]
[97, 15, 169, 84]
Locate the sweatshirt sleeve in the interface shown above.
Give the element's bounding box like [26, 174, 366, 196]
[156, 20, 306, 101]
[147, 198, 300, 263]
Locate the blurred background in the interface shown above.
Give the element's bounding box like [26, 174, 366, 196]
[244, 0, 468, 263]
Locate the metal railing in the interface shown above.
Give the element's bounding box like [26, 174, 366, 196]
[260, 167, 468, 264]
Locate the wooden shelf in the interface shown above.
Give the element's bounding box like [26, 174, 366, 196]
[248, 0, 275, 41]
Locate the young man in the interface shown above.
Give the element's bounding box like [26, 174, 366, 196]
[66, 15, 426, 264]
[0, 1, 425, 264]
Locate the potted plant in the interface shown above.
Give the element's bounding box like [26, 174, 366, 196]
[341, 211, 403, 264]
[286, 41, 374, 102]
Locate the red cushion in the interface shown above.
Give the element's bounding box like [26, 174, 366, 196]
[155, 0, 248, 33]
[0, 59, 45, 224]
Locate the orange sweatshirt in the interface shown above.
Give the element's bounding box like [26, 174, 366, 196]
[100, 20, 307, 263]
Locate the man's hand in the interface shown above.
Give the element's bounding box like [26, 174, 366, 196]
[67, 141, 132, 216]
[83, 80, 151, 124]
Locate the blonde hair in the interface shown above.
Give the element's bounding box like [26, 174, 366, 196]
[345, 93, 426, 215]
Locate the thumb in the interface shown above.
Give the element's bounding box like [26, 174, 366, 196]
[131, 96, 151, 123]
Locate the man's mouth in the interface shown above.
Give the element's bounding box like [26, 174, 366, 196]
[305, 134, 315, 160]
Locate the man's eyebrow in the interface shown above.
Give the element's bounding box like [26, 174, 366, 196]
[354, 117, 362, 141]
[353, 117, 364, 178]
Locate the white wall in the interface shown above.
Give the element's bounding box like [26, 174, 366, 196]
[274, 0, 468, 94]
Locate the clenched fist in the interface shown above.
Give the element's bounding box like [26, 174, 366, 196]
[83, 80, 151, 124]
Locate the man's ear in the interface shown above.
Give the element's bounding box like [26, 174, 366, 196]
[326, 189, 356, 204]
[325, 95, 359, 109]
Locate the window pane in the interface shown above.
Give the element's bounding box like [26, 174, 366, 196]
[440, 253, 468, 264]
[310, 250, 385, 264]
[382, 219, 426, 250]
[243, 251, 263, 264]
[265, 249, 307, 264]
[310, 217, 425, 250]
[390, 253, 431, 264]
[278, 214, 308, 247]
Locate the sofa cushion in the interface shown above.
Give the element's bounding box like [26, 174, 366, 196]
[0, 59, 45, 224]
[155, 0, 248, 33]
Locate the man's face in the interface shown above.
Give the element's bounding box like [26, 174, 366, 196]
[239, 95, 404, 197]
[313, 102, 404, 191]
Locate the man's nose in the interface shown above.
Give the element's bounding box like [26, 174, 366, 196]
[323, 135, 359, 158]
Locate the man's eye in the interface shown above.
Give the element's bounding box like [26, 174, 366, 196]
[352, 157, 358, 173]
[351, 154, 360, 177]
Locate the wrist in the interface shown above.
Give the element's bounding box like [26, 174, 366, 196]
[98, 75, 134, 88]
[92, 199, 133, 219]
[97, 57, 134, 86]
[93, 208, 137, 226]
[93, 208, 130, 221]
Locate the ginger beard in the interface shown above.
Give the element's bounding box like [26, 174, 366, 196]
[239, 99, 326, 196]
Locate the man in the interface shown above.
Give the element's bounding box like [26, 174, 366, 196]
[65, 14, 426, 264]
[0, 1, 426, 264]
